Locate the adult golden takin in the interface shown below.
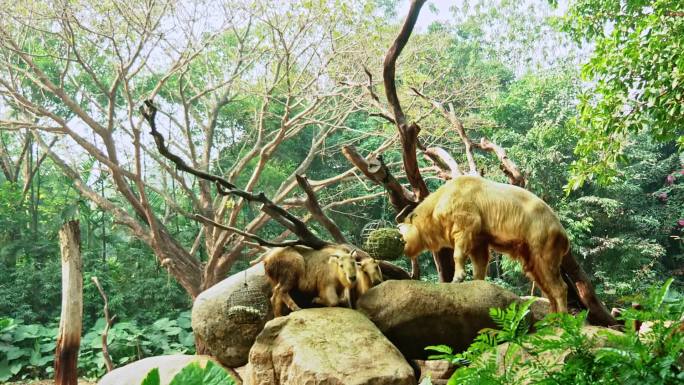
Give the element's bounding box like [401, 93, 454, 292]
[398, 175, 570, 313]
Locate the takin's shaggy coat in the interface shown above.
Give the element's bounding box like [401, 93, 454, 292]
[262, 245, 357, 316]
[399, 175, 570, 313]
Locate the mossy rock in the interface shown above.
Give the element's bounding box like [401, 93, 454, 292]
[363, 227, 405, 261]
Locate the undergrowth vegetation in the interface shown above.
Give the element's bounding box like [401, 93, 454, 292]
[140, 361, 235, 385]
[0, 312, 194, 381]
[425, 279, 684, 385]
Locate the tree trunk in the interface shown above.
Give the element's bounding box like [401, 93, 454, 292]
[54, 220, 82, 385]
[562, 251, 618, 326]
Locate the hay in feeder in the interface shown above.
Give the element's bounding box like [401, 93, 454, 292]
[362, 227, 405, 261]
[226, 280, 269, 324]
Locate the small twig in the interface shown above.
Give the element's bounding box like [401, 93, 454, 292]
[194, 214, 311, 248]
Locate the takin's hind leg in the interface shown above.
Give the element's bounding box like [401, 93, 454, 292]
[529, 262, 568, 313]
[470, 244, 491, 280]
[279, 289, 302, 313]
[270, 283, 284, 317]
[271, 282, 301, 317]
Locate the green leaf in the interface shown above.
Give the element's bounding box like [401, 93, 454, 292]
[168, 362, 203, 385]
[140, 368, 161, 385]
[425, 345, 453, 355]
[201, 361, 235, 385]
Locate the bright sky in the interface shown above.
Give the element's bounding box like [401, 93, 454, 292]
[398, 0, 454, 30]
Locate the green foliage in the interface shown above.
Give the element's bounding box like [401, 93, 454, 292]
[140, 361, 235, 385]
[424, 279, 684, 385]
[554, 0, 684, 187]
[0, 312, 194, 382]
[483, 68, 683, 300]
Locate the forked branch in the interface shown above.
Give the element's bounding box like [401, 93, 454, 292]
[194, 215, 314, 248]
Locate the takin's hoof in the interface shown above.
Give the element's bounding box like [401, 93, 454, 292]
[451, 272, 466, 283]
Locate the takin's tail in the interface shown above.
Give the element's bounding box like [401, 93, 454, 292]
[561, 250, 619, 327]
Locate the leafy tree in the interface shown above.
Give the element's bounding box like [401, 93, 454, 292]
[555, 0, 684, 187]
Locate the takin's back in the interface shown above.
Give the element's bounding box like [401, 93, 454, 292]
[428, 176, 566, 245]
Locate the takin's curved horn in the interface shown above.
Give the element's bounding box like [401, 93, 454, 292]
[395, 204, 415, 223]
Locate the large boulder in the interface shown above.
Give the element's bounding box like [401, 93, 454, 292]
[246, 307, 416, 385]
[356, 280, 522, 359]
[520, 295, 551, 324]
[97, 355, 220, 385]
[192, 263, 273, 367]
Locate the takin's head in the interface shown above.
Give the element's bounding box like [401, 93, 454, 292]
[329, 253, 357, 287]
[397, 211, 427, 258]
[358, 258, 383, 285]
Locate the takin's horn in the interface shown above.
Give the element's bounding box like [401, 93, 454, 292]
[395, 204, 415, 223]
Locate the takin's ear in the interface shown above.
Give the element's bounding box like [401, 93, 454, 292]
[328, 256, 340, 265]
[398, 223, 412, 236]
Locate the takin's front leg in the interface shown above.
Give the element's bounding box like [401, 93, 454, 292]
[410, 256, 421, 280]
[450, 214, 481, 283]
[451, 234, 477, 283]
[339, 287, 353, 308]
[312, 285, 340, 307]
[452, 245, 468, 283]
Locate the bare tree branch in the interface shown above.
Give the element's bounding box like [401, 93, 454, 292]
[295, 174, 347, 244]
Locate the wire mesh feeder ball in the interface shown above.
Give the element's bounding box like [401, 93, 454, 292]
[226, 279, 269, 324]
[361, 220, 405, 261]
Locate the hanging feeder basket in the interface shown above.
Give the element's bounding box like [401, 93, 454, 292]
[361, 220, 405, 261]
[226, 280, 269, 324]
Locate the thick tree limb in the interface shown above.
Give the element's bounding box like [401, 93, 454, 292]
[383, 0, 430, 201]
[341, 146, 416, 211]
[140, 100, 236, 191]
[422, 146, 463, 180]
[478, 138, 525, 187]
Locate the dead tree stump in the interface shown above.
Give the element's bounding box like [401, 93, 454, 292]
[54, 220, 82, 385]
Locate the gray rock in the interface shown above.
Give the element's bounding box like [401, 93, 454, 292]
[520, 295, 551, 324]
[246, 307, 416, 385]
[357, 280, 521, 359]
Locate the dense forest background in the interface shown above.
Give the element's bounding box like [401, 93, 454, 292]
[0, 0, 682, 378]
